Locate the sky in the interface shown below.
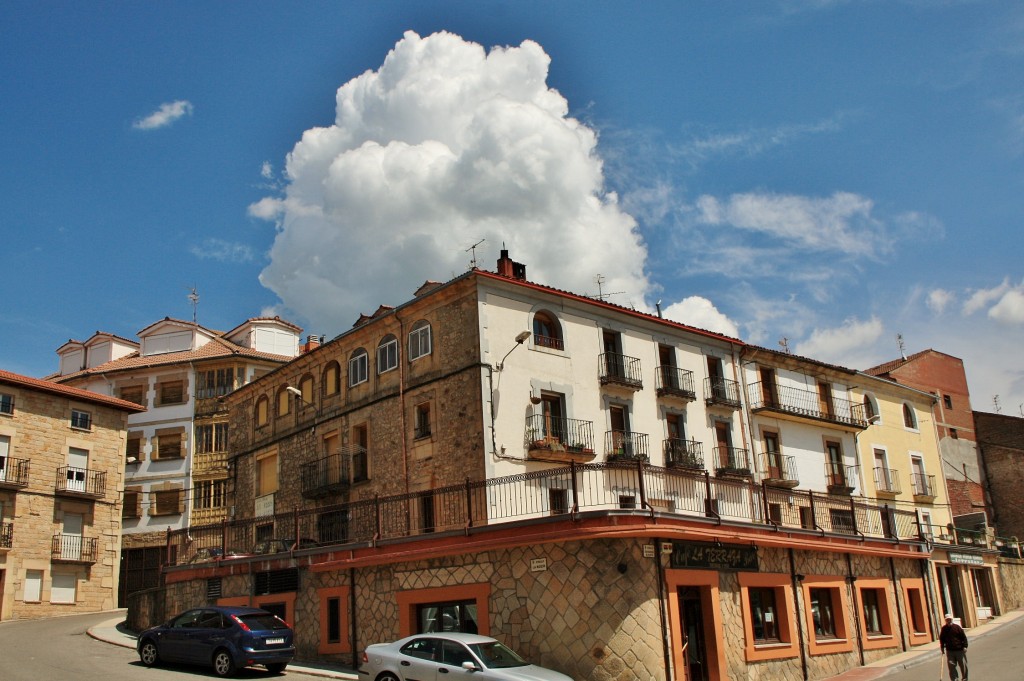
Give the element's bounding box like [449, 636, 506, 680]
[2, 1, 1023, 416]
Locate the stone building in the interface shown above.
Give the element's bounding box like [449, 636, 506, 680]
[0, 368, 143, 619]
[142, 252, 958, 681]
[51, 316, 302, 605]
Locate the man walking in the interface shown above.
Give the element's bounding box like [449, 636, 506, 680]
[939, 613, 969, 681]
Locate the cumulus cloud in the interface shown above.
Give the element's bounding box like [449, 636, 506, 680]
[927, 288, 955, 314]
[661, 297, 740, 338]
[133, 100, 194, 130]
[694, 191, 887, 257]
[793, 316, 884, 366]
[963, 278, 1012, 315]
[190, 238, 254, 263]
[254, 31, 649, 330]
[987, 283, 1024, 324]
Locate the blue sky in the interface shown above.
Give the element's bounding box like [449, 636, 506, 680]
[3, 1, 1023, 415]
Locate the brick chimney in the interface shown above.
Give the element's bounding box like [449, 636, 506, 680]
[300, 335, 322, 354]
[496, 249, 526, 280]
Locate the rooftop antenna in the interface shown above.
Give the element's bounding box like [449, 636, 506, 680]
[466, 238, 485, 270]
[993, 395, 1001, 413]
[779, 337, 790, 354]
[591, 274, 625, 302]
[896, 333, 906, 360]
[187, 286, 200, 325]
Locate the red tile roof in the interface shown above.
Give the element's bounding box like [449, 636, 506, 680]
[0, 369, 146, 412]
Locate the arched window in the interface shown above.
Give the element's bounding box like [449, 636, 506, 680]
[533, 310, 564, 350]
[409, 320, 432, 360]
[298, 374, 315, 407]
[276, 386, 291, 417]
[349, 349, 368, 387]
[863, 394, 879, 424]
[255, 396, 269, 427]
[323, 361, 341, 396]
[903, 403, 918, 429]
[377, 334, 399, 374]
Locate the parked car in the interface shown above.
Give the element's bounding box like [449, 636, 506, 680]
[359, 632, 573, 681]
[136, 606, 294, 677]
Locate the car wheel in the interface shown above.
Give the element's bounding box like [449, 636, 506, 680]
[138, 640, 160, 667]
[265, 662, 287, 674]
[212, 649, 236, 677]
[378, 674, 400, 681]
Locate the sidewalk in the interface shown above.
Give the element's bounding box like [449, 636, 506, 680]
[87, 611, 359, 679]
[822, 608, 1024, 681]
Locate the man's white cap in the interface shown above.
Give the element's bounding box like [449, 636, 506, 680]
[944, 613, 954, 619]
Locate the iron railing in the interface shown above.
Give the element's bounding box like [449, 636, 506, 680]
[656, 366, 696, 400]
[51, 534, 98, 563]
[0, 457, 30, 488]
[762, 453, 798, 486]
[911, 473, 936, 498]
[55, 466, 106, 497]
[605, 431, 649, 461]
[713, 446, 751, 474]
[873, 468, 902, 494]
[825, 462, 858, 492]
[746, 381, 868, 429]
[0, 522, 12, 549]
[524, 415, 595, 452]
[167, 461, 924, 566]
[664, 438, 704, 470]
[301, 446, 368, 499]
[534, 334, 564, 351]
[598, 353, 643, 390]
[704, 377, 741, 408]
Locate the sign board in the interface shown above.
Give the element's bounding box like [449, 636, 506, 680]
[947, 552, 985, 566]
[530, 558, 548, 572]
[669, 541, 759, 572]
[643, 545, 656, 558]
[255, 493, 275, 518]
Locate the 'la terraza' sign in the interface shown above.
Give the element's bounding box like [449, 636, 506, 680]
[670, 541, 759, 571]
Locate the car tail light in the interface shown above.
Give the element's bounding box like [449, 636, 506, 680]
[230, 615, 251, 632]
[361, 651, 369, 663]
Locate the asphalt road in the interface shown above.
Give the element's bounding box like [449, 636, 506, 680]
[0, 610, 321, 681]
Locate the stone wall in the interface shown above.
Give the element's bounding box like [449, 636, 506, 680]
[997, 558, 1024, 610]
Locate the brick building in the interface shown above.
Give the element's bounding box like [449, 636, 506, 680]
[0, 369, 143, 619]
[974, 411, 1024, 541]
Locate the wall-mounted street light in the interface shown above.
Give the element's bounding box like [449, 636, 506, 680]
[496, 331, 531, 371]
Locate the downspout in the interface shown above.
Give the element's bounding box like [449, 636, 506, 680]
[920, 558, 938, 641]
[655, 542, 673, 680]
[789, 548, 808, 681]
[889, 556, 907, 651]
[846, 553, 865, 667]
[350, 566, 358, 670]
[730, 344, 752, 468]
[395, 312, 410, 498]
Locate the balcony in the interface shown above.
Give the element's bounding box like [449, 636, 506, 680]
[51, 534, 98, 563]
[0, 522, 12, 550]
[605, 430, 649, 462]
[826, 462, 858, 495]
[598, 353, 643, 391]
[0, 457, 30, 489]
[714, 446, 751, 478]
[301, 445, 369, 499]
[55, 466, 106, 498]
[873, 467, 901, 497]
[762, 453, 799, 488]
[525, 415, 595, 463]
[664, 438, 704, 471]
[656, 366, 696, 401]
[911, 472, 937, 501]
[704, 377, 741, 408]
[747, 381, 868, 430]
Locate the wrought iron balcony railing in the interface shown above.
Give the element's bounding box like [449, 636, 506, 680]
[714, 446, 751, 475]
[0, 457, 30, 488]
[301, 445, 368, 499]
[598, 353, 643, 390]
[534, 334, 564, 351]
[55, 466, 106, 498]
[911, 472, 936, 498]
[873, 467, 901, 495]
[655, 366, 696, 400]
[0, 522, 12, 549]
[762, 453, 798, 487]
[704, 377, 741, 408]
[825, 462, 859, 493]
[746, 381, 868, 429]
[51, 534, 98, 563]
[525, 415, 595, 461]
[605, 430, 649, 461]
[664, 438, 704, 470]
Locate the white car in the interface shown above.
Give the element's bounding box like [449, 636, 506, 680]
[359, 632, 574, 681]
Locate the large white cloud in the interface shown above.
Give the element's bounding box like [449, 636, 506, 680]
[254, 31, 655, 333]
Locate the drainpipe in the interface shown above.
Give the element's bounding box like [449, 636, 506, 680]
[920, 558, 938, 641]
[730, 345, 752, 470]
[655, 541, 673, 680]
[889, 556, 907, 651]
[789, 549, 808, 681]
[350, 567, 358, 670]
[396, 312, 410, 499]
[846, 553, 865, 667]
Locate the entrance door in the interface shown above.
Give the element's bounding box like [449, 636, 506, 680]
[678, 587, 709, 681]
[939, 565, 966, 622]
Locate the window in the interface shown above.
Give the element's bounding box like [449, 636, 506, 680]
[327, 597, 342, 643]
[0, 434, 11, 481]
[298, 374, 314, 406]
[408, 320, 432, 360]
[377, 335, 399, 374]
[749, 587, 779, 642]
[902, 403, 918, 429]
[858, 579, 898, 649]
[194, 480, 226, 509]
[157, 380, 185, 406]
[550, 488, 569, 515]
[863, 394, 878, 423]
[24, 569, 43, 602]
[195, 423, 228, 454]
[257, 452, 279, 496]
[123, 490, 141, 519]
[119, 385, 146, 407]
[349, 349, 368, 386]
[414, 402, 431, 439]
[196, 368, 235, 400]
[318, 585, 351, 654]
[51, 573, 77, 604]
[904, 583, 929, 638]
[70, 409, 91, 430]
[276, 387, 291, 417]
[0, 393, 13, 415]
[156, 433, 182, 459]
[950, 428, 958, 439]
[323, 361, 341, 396]
[810, 588, 837, 638]
[861, 589, 884, 635]
[943, 394, 953, 409]
[152, 489, 182, 516]
[532, 311, 563, 350]
[416, 600, 479, 634]
[255, 397, 269, 427]
[126, 435, 142, 463]
[739, 573, 797, 661]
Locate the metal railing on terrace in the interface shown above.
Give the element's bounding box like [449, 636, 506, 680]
[55, 466, 106, 498]
[301, 445, 368, 499]
[51, 534, 98, 563]
[598, 353, 643, 390]
[167, 461, 923, 566]
[0, 457, 30, 488]
[704, 377, 741, 408]
[656, 367, 696, 400]
[746, 381, 868, 429]
[524, 415, 595, 453]
[873, 468, 901, 495]
[713, 446, 750, 474]
[825, 462, 859, 493]
[664, 438, 704, 470]
[911, 473, 937, 498]
[761, 453, 798, 487]
[0, 522, 12, 549]
[605, 431, 649, 461]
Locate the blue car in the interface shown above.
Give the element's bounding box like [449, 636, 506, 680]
[137, 605, 295, 677]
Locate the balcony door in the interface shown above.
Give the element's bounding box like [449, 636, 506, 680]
[817, 382, 835, 418]
[0, 435, 9, 482]
[540, 393, 565, 443]
[62, 513, 83, 560]
[66, 447, 88, 492]
[715, 422, 732, 468]
[826, 441, 844, 486]
[603, 330, 624, 378]
[609, 404, 630, 455]
[659, 345, 677, 389]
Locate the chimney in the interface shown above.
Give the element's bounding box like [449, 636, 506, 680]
[300, 334, 322, 354]
[496, 249, 526, 281]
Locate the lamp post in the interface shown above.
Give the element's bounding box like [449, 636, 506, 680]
[496, 331, 531, 371]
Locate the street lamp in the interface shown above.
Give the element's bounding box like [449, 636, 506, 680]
[496, 331, 531, 371]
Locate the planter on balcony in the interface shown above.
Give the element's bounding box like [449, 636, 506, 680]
[716, 467, 752, 478]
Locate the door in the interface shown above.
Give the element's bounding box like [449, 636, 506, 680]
[826, 442, 844, 486]
[610, 405, 630, 455]
[323, 432, 341, 485]
[0, 435, 9, 482]
[817, 382, 834, 418]
[939, 565, 966, 622]
[540, 393, 565, 442]
[603, 330, 624, 378]
[764, 432, 782, 478]
[66, 447, 88, 492]
[678, 587, 709, 681]
[714, 422, 732, 468]
[873, 449, 891, 492]
[660, 345, 677, 389]
[707, 357, 726, 401]
[759, 368, 777, 406]
[62, 513, 83, 560]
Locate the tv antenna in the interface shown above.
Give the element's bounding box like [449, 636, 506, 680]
[779, 337, 790, 354]
[466, 238, 485, 269]
[896, 333, 906, 360]
[187, 286, 200, 325]
[993, 395, 1001, 413]
[591, 274, 625, 302]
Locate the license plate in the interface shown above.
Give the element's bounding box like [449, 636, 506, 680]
[265, 637, 285, 645]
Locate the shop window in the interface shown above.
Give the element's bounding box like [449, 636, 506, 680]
[417, 600, 479, 634]
[396, 584, 491, 638]
[802, 577, 853, 655]
[858, 579, 897, 649]
[739, 573, 798, 661]
[901, 579, 932, 644]
[811, 588, 837, 638]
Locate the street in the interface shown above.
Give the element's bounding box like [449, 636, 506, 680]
[0, 610, 333, 681]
